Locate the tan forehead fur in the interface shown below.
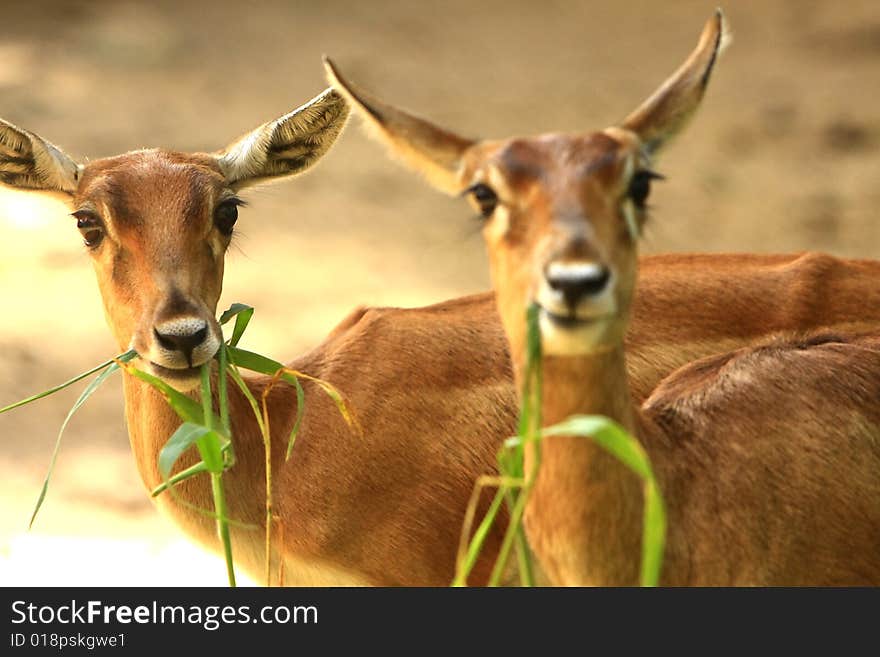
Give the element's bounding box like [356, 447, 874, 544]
[461, 131, 634, 194]
[74, 149, 229, 234]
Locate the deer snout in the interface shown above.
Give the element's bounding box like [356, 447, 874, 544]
[539, 261, 615, 318]
[536, 261, 618, 356]
[154, 320, 207, 363]
[152, 317, 220, 370]
[546, 262, 611, 309]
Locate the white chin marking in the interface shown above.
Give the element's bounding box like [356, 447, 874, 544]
[162, 374, 201, 393]
[146, 361, 202, 392]
[127, 354, 202, 392]
[538, 312, 611, 356]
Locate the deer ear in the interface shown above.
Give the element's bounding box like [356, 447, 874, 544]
[217, 88, 349, 189]
[0, 119, 82, 194]
[324, 57, 475, 196]
[620, 9, 730, 155]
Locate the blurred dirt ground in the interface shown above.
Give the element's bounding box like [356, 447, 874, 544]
[1, 0, 878, 585]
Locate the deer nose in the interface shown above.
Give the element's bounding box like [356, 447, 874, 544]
[153, 318, 210, 366]
[546, 261, 611, 308]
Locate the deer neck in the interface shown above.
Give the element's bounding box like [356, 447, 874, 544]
[519, 344, 646, 586]
[122, 375, 190, 492]
[540, 346, 636, 428]
[121, 372, 271, 568]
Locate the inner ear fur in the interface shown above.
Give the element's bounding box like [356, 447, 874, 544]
[217, 88, 350, 189]
[0, 119, 82, 193]
[324, 57, 474, 195]
[620, 9, 730, 155]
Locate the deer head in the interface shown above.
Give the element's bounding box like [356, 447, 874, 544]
[0, 89, 349, 390]
[325, 11, 728, 372]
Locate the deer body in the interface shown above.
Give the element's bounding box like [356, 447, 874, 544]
[117, 254, 880, 585]
[530, 333, 880, 586]
[122, 296, 517, 585]
[119, 255, 880, 586]
[329, 10, 880, 585]
[645, 334, 880, 585]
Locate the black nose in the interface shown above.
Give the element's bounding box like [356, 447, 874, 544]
[154, 324, 208, 365]
[546, 262, 611, 308]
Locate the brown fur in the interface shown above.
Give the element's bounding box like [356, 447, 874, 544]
[121, 253, 880, 585]
[7, 44, 880, 581]
[124, 294, 517, 585]
[498, 15, 880, 585]
[641, 334, 880, 585]
[328, 11, 880, 585]
[10, 138, 880, 585]
[9, 140, 880, 584]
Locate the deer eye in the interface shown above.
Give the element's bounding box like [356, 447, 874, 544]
[214, 198, 243, 236]
[72, 210, 104, 248]
[465, 183, 498, 219]
[627, 170, 664, 208]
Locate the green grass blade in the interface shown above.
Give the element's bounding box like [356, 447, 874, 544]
[123, 364, 220, 427]
[218, 302, 253, 326]
[225, 363, 266, 436]
[494, 303, 542, 584]
[230, 308, 254, 348]
[197, 364, 224, 472]
[488, 468, 530, 586]
[197, 363, 235, 586]
[158, 422, 220, 479]
[226, 346, 283, 375]
[210, 471, 236, 587]
[641, 480, 667, 587]
[151, 460, 209, 497]
[287, 370, 361, 437]
[542, 415, 651, 479]
[1, 350, 136, 415]
[457, 304, 542, 586]
[217, 344, 231, 438]
[218, 303, 255, 347]
[503, 489, 534, 587]
[224, 359, 273, 585]
[286, 376, 305, 460]
[540, 414, 666, 586]
[452, 487, 508, 586]
[28, 350, 137, 529]
[227, 346, 360, 437]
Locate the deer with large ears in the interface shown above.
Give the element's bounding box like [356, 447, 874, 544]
[1, 89, 526, 585]
[327, 10, 880, 585]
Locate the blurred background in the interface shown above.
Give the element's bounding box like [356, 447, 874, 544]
[1, 0, 878, 585]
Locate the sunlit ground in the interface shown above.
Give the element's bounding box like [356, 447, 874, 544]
[1, 535, 256, 587]
[0, 427, 257, 586]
